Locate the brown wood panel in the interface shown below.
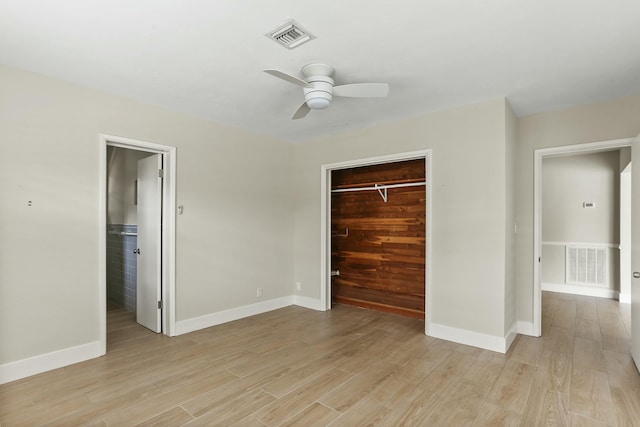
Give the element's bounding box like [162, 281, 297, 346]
[331, 159, 426, 319]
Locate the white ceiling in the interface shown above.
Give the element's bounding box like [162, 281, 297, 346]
[1, 0, 639, 142]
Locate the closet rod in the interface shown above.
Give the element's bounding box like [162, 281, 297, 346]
[108, 231, 138, 236]
[331, 181, 426, 193]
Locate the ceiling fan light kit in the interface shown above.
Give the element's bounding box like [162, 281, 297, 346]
[264, 63, 389, 119]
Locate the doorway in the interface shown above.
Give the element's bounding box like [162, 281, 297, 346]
[98, 134, 177, 355]
[106, 148, 162, 332]
[533, 138, 632, 336]
[321, 150, 432, 332]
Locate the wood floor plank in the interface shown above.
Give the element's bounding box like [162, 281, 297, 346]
[569, 367, 615, 422]
[610, 385, 640, 427]
[471, 401, 522, 426]
[603, 349, 640, 391]
[278, 402, 340, 427]
[532, 350, 572, 393]
[519, 385, 569, 426]
[367, 343, 453, 407]
[507, 334, 545, 367]
[421, 394, 483, 426]
[575, 316, 603, 342]
[552, 299, 577, 330]
[253, 368, 352, 426]
[573, 336, 607, 373]
[375, 388, 446, 425]
[133, 406, 195, 426]
[182, 388, 276, 426]
[575, 296, 598, 321]
[228, 416, 267, 427]
[317, 359, 399, 412]
[485, 359, 536, 414]
[444, 352, 506, 401]
[569, 412, 615, 427]
[102, 369, 239, 426]
[544, 326, 575, 355]
[417, 350, 478, 396]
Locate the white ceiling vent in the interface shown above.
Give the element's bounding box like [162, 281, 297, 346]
[267, 20, 315, 49]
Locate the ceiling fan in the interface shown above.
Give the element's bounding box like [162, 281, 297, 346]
[264, 63, 389, 120]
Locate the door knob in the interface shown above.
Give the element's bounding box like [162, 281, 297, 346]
[331, 270, 340, 277]
[634, 272, 640, 279]
[133, 248, 140, 255]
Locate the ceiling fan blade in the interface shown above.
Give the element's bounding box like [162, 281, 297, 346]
[333, 83, 389, 98]
[264, 69, 312, 88]
[292, 102, 311, 120]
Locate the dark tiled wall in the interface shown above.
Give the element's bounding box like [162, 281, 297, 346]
[107, 224, 137, 313]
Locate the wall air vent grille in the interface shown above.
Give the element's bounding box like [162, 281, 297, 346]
[566, 246, 607, 287]
[267, 20, 315, 49]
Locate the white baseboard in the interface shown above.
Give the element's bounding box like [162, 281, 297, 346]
[619, 293, 631, 304]
[0, 341, 102, 385]
[427, 322, 511, 354]
[175, 296, 296, 335]
[542, 282, 619, 300]
[505, 323, 518, 352]
[517, 321, 535, 336]
[293, 295, 324, 311]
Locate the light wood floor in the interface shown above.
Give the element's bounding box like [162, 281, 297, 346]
[1, 292, 639, 426]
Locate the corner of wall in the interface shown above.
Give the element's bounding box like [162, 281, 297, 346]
[428, 322, 515, 354]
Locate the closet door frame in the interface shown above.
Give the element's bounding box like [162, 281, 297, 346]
[320, 149, 432, 333]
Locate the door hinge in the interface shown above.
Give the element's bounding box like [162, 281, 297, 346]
[158, 169, 164, 178]
[157, 300, 162, 310]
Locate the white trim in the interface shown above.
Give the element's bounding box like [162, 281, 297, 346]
[542, 241, 620, 249]
[99, 134, 178, 354]
[542, 282, 619, 300]
[534, 150, 542, 337]
[428, 322, 511, 354]
[505, 323, 518, 352]
[620, 293, 631, 304]
[517, 321, 535, 336]
[175, 297, 294, 335]
[0, 341, 101, 385]
[533, 138, 632, 338]
[293, 295, 324, 311]
[320, 150, 432, 334]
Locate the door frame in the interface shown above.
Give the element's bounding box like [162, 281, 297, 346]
[533, 138, 631, 336]
[320, 149, 432, 333]
[98, 134, 177, 354]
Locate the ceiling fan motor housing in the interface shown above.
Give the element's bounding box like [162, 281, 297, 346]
[303, 76, 333, 109]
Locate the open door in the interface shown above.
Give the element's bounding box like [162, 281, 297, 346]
[136, 154, 162, 333]
[632, 132, 640, 372]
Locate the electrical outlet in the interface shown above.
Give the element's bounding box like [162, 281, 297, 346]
[296, 281, 301, 291]
[256, 287, 263, 298]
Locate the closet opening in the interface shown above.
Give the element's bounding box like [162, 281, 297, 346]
[321, 150, 431, 330]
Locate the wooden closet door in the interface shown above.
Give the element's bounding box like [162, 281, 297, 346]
[331, 159, 426, 319]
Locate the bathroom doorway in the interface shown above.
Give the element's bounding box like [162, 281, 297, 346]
[106, 147, 160, 331]
[99, 134, 177, 355]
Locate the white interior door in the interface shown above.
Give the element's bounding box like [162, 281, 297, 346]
[632, 132, 640, 372]
[136, 154, 162, 333]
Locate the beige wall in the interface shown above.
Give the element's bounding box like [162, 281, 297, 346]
[293, 98, 510, 339]
[543, 151, 620, 244]
[0, 65, 294, 365]
[515, 95, 640, 325]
